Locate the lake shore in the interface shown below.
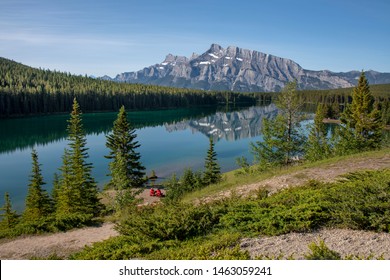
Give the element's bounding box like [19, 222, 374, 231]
[0, 150, 389, 260]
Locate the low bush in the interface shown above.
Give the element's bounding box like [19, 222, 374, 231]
[0, 212, 95, 239]
[304, 239, 341, 260]
[116, 202, 228, 241]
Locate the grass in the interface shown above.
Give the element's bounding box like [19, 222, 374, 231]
[71, 165, 390, 260]
[182, 147, 390, 203]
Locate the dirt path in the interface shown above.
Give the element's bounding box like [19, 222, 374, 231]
[0, 222, 118, 260]
[0, 189, 158, 260]
[0, 153, 389, 260]
[199, 152, 390, 203]
[241, 228, 390, 259]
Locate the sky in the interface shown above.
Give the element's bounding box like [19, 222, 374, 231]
[1, 0, 389, 77]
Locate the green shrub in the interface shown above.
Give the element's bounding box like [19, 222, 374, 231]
[117, 202, 227, 241]
[304, 239, 341, 260]
[0, 212, 95, 239]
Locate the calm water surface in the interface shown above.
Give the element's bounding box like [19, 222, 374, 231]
[0, 105, 280, 212]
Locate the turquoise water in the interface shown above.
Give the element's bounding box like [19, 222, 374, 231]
[0, 105, 279, 212]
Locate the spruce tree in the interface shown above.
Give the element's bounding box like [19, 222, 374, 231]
[23, 149, 52, 221]
[305, 104, 331, 162]
[57, 98, 101, 216]
[251, 81, 306, 167]
[203, 137, 221, 185]
[335, 71, 383, 154]
[0, 192, 18, 229]
[106, 105, 146, 190]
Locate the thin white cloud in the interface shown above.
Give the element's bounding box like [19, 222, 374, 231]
[0, 30, 136, 48]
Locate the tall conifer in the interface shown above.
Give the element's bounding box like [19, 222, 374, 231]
[203, 137, 221, 185]
[57, 98, 101, 216]
[106, 105, 146, 190]
[335, 71, 383, 154]
[23, 149, 52, 221]
[305, 104, 331, 161]
[251, 81, 305, 166]
[0, 192, 18, 229]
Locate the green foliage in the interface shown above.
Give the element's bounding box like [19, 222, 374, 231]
[251, 115, 305, 167]
[235, 156, 251, 174]
[106, 105, 146, 192]
[70, 231, 248, 260]
[334, 72, 384, 154]
[0, 57, 257, 118]
[23, 149, 52, 222]
[304, 239, 341, 260]
[221, 169, 390, 236]
[305, 104, 331, 162]
[220, 181, 332, 236]
[0, 212, 94, 239]
[70, 168, 390, 259]
[0, 192, 19, 229]
[116, 202, 227, 241]
[203, 137, 221, 185]
[164, 169, 205, 202]
[56, 99, 101, 216]
[251, 81, 306, 167]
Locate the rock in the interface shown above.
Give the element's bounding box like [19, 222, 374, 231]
[111, 44, 390, 92]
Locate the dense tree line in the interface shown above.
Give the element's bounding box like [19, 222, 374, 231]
[0, 57, 256, 117]
[298, 84, 390, 123]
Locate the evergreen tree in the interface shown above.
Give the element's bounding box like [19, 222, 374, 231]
[305, 104, 331, 162]
[106, 105, 146, 190]
[334, 72, 383, 154]
[0, 192, 18, 229]
[251, 81, 306, 167]
[203, 137, 221, 185]
[51, 172, 60, 207]
[57, 99, 101, 216]
[23, 149, 52, 221]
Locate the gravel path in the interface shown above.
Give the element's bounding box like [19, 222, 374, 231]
[0, 222, 118, 259]
[241, 228, 390, 259]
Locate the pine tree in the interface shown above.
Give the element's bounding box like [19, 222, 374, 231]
[23, 149, 52, 221]
[251, 81, 306, 167]
[305, 104, 331, 162]
[57, 98, 101, 216]
[0, 192, 18, 229]
[335, 72, 383, 154]
[203, 137, 221, 185]
[106, 105, 146, 190]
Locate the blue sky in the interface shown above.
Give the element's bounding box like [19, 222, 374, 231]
[1, 0, 389, 77]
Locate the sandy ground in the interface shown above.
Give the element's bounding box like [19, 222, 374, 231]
[241, 228, 390, 259]
[0, 222, 118, 259]
[0, 153, 389, 260]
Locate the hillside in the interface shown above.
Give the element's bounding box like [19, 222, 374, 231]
[0, 149, 388, 260]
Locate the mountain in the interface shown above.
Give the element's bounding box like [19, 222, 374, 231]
[110, 43, 390, 92]
[165, 104, 278, 141]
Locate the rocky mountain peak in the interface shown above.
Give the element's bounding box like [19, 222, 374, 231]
[111, 44, 390, 92]
[163, 54, 188, 64]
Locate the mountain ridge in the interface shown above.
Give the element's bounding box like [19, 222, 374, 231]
[109, 43, 390, 92]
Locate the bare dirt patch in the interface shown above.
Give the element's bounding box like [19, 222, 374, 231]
[0, 223, 118, 260]
[241, 228, 390, 259]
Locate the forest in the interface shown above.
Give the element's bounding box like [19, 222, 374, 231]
[1, 57, 389, 120]
[0, 57, 260, 117]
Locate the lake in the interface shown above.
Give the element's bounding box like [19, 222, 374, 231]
[0, 104, 287, 212]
